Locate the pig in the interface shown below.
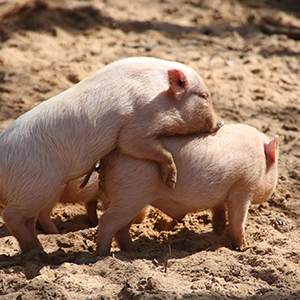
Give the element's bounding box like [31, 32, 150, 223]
[0, 57, 223, 253]
[96, 124, 279, 256]
[37, 171, 148, 234]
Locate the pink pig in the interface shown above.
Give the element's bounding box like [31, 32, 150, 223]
[97, 124, 279, 256]
[0, 57, 223, 252]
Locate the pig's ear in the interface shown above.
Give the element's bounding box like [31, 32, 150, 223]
[264, 135, 279, 163]
[168, 69, 188, 98]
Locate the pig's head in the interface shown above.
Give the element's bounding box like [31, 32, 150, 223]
[166, 68, 223, 135]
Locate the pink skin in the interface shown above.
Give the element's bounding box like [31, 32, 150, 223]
[97, 124, 279, 256]
[37, 172, 148, 234]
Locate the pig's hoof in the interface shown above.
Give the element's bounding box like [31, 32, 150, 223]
[166, 179, 176, 189]
[165, 172, 177, 189]
[20, 243, 44, 255]
[232, 237, 247, 251]
[213, 224, 226, 236]
[20, 248, 46, 261]
[95, 248, 110, 257]
[234, 246, 249, 252]
[160, 156, 177, 188]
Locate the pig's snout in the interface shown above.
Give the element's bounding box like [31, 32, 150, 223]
[215, 119, 225, 131]
[206, 117, 224, 133]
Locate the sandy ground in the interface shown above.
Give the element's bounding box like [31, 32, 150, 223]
[0, 0, 299, 299]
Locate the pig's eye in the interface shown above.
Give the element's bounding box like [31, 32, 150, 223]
[192, 91, 209, 102]
[199, 92, 209, 102]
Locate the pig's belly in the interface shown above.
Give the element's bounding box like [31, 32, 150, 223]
[151, 196, 221, 221]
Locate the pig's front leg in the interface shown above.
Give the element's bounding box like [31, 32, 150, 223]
[118, 134, 177, 189]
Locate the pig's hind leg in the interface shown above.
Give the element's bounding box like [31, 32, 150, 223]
[211, 203, 226, 235]
[114, 222, 134, 252]
[96, 205, 145, 256]
[2, 206, 42, 252]
[85, 199, 99, 227]
[227, 197, 250, 251]
[2, 181, 63, 252]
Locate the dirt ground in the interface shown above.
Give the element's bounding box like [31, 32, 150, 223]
[0, 0, 299, 299]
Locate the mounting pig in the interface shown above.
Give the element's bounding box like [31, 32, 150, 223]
[0, 57, 222, 252]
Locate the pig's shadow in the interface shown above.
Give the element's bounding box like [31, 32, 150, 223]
[120, 226, 233, 262]
[0, 222, 10, 238]
[0, 226, 234, 280]
[0, 248, 96, 279]
[41, 214, 98, 234]
[0, 214, 95, 239]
